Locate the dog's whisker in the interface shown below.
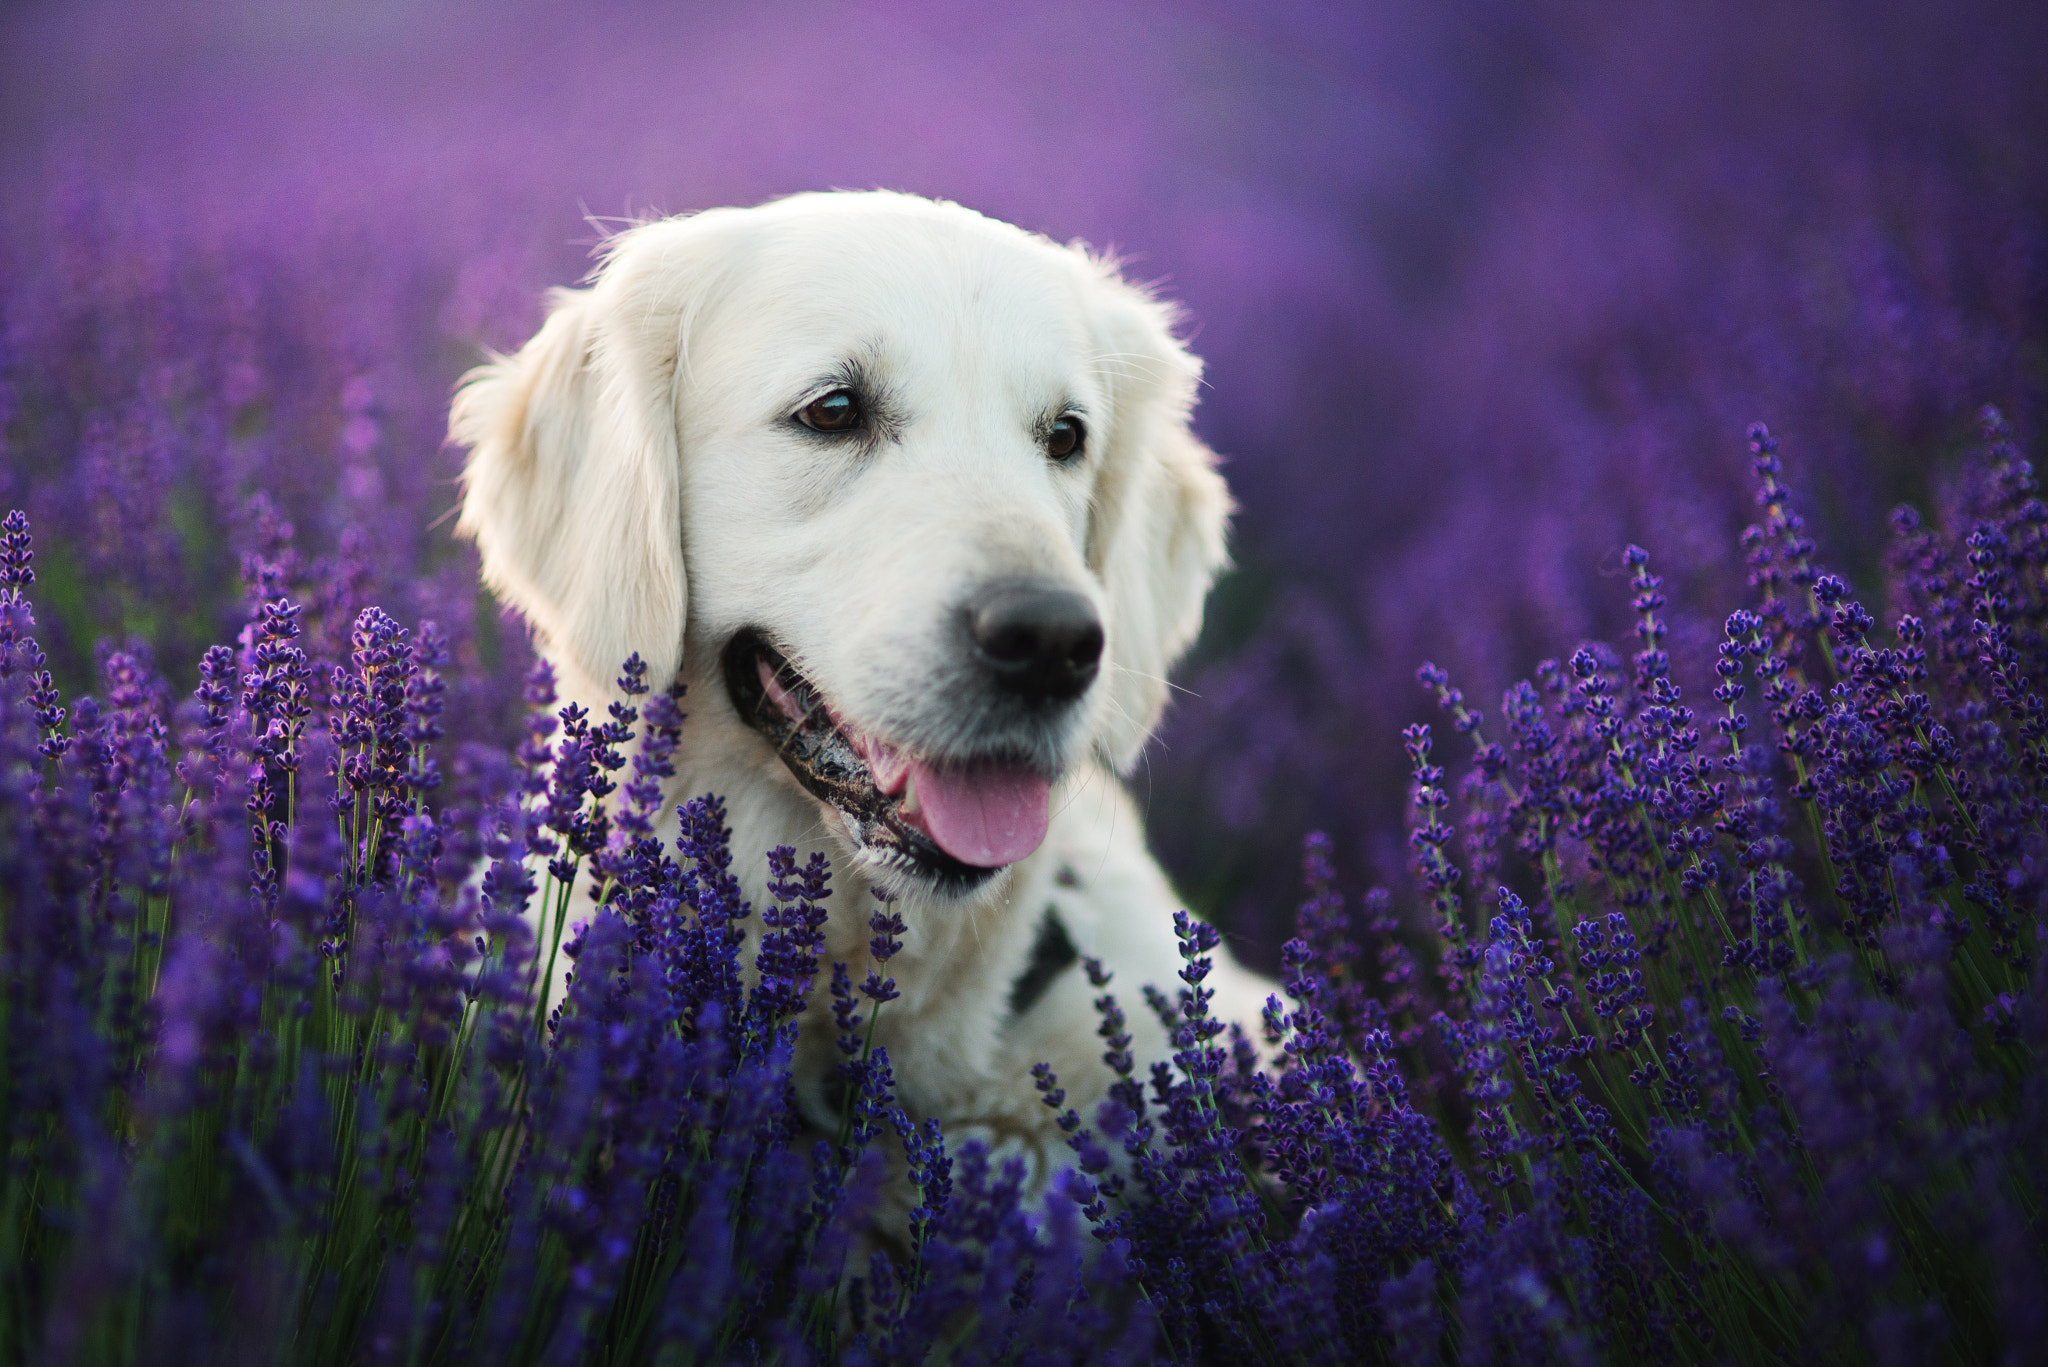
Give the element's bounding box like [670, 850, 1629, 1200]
[1101, 660, 1198, 698]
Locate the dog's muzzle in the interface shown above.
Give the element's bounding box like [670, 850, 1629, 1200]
[724, 628, 1075, 892]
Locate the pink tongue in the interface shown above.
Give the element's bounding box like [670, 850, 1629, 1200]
[905, 757, 1050, 869]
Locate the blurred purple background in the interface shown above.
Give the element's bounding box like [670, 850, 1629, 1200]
[3, 0, 2044, 960]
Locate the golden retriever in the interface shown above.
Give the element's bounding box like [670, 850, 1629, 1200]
[451, 190, 1273, 1185]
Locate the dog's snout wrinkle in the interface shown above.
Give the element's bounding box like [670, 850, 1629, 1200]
[966, 580, 1103, 705]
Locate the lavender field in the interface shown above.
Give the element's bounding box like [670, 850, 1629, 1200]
[3, 1, 2046, 1362]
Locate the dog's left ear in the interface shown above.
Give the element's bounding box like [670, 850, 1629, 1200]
[1083, 270, 1233, 773]
[450, 221, 706, 701]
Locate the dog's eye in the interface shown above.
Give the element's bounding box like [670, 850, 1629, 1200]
[1047, 414, 1086, 462]
[797, 388, 863, 433]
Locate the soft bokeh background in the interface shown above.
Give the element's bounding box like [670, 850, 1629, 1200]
[3, 0, 2044, 962]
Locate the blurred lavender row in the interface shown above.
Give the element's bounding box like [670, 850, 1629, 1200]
[4, 0, 2044, 955]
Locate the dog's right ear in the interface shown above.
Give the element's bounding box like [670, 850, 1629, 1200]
[450, 236, 694, 700]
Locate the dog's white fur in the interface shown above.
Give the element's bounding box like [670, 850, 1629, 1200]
[451, 191, 1273, 1182]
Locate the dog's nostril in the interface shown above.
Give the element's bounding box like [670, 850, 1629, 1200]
[1069, 624, 1104, 664]
[979, 618, 1044, 666]
[968, 584, 1103, 703]
[1067, 620, 1105, 671]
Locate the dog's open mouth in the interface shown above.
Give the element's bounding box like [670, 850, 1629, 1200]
[722, 630, 1051, 887]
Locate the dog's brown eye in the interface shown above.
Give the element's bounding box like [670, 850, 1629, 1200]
[1047, 414, 1085, 462]
[798, 388, 863, 433]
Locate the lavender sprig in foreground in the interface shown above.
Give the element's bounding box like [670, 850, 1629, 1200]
[0, 511, 1149, 1366]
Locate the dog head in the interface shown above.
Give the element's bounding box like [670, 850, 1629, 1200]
[453, 192, 1229, 893]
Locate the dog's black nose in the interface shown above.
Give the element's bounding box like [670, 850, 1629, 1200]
[967, 582, 1104, 703]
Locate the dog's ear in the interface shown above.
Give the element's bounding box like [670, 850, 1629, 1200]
[1084, 270, 1233, 773]
[451, 230, 697, 700]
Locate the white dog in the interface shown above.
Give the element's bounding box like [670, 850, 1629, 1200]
[451, 190, 1274, 1182]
